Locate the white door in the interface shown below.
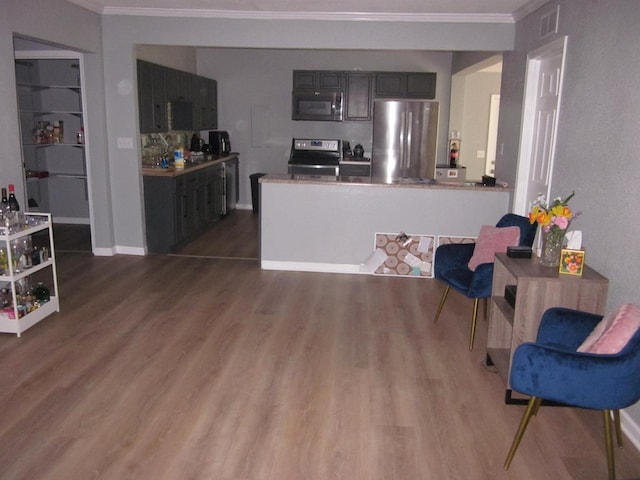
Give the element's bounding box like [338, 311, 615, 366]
[485, 94, 500, 176]
[512, 37, 567, 215]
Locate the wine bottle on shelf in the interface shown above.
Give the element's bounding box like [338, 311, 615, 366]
[7, 184, 20, 212]
[1, 187, 8, 210]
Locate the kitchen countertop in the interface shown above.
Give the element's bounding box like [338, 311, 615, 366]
[141, 153, 238, 177]
[260, 173, 510, 191]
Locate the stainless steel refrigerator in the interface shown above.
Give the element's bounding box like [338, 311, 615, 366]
[371, 99, 439, 183]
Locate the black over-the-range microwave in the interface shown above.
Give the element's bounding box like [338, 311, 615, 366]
[291, 90, 343, 122]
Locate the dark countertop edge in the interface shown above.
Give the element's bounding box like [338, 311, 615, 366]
[141, 153, 239, 177]
[259, 174, 511, 191]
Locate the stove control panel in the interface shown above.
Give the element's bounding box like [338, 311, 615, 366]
[293, 139, 340, 152]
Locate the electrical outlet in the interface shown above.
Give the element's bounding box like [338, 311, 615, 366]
[476, 150, 486, 159]
[117, 137, 134, 149]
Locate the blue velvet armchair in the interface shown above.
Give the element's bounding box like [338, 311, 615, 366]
[504, 307, 640, 480]
[433, 213, 537, 350]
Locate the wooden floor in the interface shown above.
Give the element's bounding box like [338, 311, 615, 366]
[1, 210, 639, 479]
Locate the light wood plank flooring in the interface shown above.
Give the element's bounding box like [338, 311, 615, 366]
[1, 212, 639, 479]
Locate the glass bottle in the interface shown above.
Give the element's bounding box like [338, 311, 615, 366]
[8, 184, 20, 212]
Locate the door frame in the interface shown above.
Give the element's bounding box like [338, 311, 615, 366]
[512, 36, 568, 215]
[14, 49, 95, 252]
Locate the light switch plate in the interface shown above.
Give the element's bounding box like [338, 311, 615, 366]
[117, 137, 134, 149]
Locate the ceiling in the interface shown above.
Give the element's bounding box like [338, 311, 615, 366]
[66, 0, 549, 21]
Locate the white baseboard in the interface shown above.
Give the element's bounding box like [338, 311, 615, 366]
[260, 260, 364, 274]
[114, 245, 146, 256]
[92, 247, 116, 256]
[622, 410, 640, 453]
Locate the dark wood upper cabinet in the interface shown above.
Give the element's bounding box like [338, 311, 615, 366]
[291, 69, 436, 122]
[375, 72, 436, 99]
[293, 70, 344, 91]
[374, 72, 405, 98]
[406, 72, 437, 98]
[137, 60, 168, 133]
[345, 73, 373, 121]
[165, 68, 192, 102]
[138, 60, 217, 133]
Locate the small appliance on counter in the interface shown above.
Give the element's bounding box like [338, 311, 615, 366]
[208, 130, 231, 155]
[435, 165, 467, 182]
[353, 144, 365, 158]
[339, 142, 371, 179]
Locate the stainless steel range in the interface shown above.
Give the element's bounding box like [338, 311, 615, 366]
[288, 138, 341, 180]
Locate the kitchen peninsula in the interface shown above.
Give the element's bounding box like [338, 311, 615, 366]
[142, 154, 238, 253]
[260, 175, 512, 274]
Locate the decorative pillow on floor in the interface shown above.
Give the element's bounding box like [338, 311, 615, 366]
[467, 225, 520, 271]
[578, 303, 640, 354]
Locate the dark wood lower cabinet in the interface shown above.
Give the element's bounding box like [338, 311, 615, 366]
[144, 163, 224, 253]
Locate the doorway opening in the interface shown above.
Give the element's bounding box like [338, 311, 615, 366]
[448, 55, 503, 182]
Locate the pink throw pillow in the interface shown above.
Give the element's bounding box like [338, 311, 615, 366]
[467, 225, 520, 271]
[579, 304, 640, 354]
[576, 312, 615, 353]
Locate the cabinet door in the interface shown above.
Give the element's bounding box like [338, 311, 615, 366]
[345, 73, 373, 121]
[165, 68, 192, 102]
[137, 60, 156, 133]
[406, 72, 436, 98]
[293, 70, 344, 91]
[317, 71, 343, 90]
[151, 64, 167, 132]
[293, 71, 315, 90]
[374, 72, 437, 99]
[192, 76, 217, 130]
[205, 78, 218, 130]
[374, 72, 405, 97]
[138, 61, 168, 133]
[204, 165, 223, 223]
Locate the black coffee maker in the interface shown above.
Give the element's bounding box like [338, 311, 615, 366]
[209, 131, 231, 155]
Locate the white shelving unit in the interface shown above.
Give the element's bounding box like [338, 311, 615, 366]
[14, 53, 90, 224]
[0, 213, 60, 337]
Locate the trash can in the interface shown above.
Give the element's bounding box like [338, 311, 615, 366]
[250, 173, 266, 213]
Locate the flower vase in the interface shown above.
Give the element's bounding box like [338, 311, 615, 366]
[540, 227, 566, 267]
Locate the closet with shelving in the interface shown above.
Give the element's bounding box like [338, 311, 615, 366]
[14, 53, 89, 224]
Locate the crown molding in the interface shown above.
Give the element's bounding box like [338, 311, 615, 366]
[67, 2, 516, 24]
[512, 0, 550, 21]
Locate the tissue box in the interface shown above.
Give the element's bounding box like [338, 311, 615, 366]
[559, 248, 585, 276]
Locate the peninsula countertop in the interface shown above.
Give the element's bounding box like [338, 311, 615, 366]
[259, 173, 514, 274]
[259, 173, 511, 192]
[141, 153, 238, 177]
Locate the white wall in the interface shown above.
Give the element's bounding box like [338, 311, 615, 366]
[500, 0, 640, 431]
[2, 0, 114, 251]
[459, 71, 501, 181]
[196, 48, 452, 206]
[99, 14, 514, 252]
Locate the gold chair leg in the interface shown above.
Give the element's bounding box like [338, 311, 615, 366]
[613, 409, 623, 448]
[434, 285, 450, 323]
[469, 298, 479, 351]
[504, 396, 540, 470]
[531, 396, 543, 416]
[603, 409, 617, 480]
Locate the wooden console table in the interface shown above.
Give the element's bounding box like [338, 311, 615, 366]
[487, 253, 609, 403]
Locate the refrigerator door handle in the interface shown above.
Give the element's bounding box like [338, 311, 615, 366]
[405, 110, 413, 170]
[399, 111, 407, 171]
